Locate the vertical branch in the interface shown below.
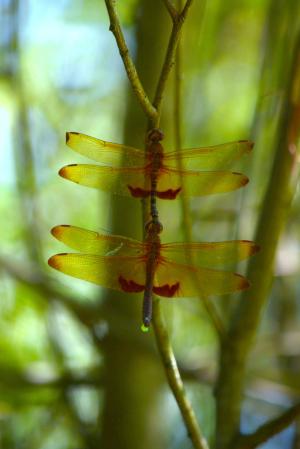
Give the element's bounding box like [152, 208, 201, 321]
[152, 301, 209, 449]
[152, 0, 194, 126]
[215, 32, 300, 449]
[104, 3, 208, 448]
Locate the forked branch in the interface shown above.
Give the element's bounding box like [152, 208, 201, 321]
[152, 300, 209, 449]
[152, 0, 194, 123]
[105, 0, 194, 127]
[104, 2, 207, 449]
[162, 0, 178, 20]
[234, 402, 300, 449]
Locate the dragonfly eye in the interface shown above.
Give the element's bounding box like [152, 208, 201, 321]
[147, 128, 164, 143]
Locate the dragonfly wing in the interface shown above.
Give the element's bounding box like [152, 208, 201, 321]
[154, 259, 249, 298]
[66, 132, 146, 167]
[59, 165, 151, 197]
[51, 225, 144, 256]
[164, 140, 253, 170]
[156, 167, 248, 198]
[160, 241, 259, 268]
[48, 254, 147, 292]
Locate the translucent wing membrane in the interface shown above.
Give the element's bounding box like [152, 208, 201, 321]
[59, 164, 248, 197]
[157, 168, 249, 196]
[154, 259, 249, 297]
[48, 254, 146, 291]
[164, 140, 253, 170]
[51, 225, 144, 256]
[66, 132, 146, 167]
[48, 253, 249, 297]
[59, 165, 150, 196]
[161, 240, 260, 268]
[62, 134, 252, 199]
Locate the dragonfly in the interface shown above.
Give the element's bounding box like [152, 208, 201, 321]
[48, 222, 259, 331]
[60, 129, 253, 219]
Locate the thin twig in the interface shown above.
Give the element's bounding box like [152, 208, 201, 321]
[104, 2, 206, 448]
[234, 402, 300, 449]
[215, 31, 300, 449]
[162, 0, 178, 20]
[152, 300, 209, 449]
[104, 0, 157, 122]
[152, 0, 194, 124]
[181, 0, 194, 17]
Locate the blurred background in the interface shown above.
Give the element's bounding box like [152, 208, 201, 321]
[0, 0, 300, 448]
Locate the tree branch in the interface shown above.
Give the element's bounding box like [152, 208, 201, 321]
[234, 402, 300, 449]
[104, 0, 157, 122]
[152, 0, 194, 124]
[215, 29, 300, 449]
[152, 299, 210, 449]
[104, 2, 206, 448]
[162, 0, 178, 20]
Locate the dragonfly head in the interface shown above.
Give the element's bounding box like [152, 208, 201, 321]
[147, 128, 164, 143]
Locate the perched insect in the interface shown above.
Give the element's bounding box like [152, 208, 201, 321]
[59, 130, 253, 205]
[48, 223, 259, 330]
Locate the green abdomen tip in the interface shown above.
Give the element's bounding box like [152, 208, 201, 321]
[141, 323, 150, 333]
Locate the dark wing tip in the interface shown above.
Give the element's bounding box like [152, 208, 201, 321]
[238, 140, 255, 151]
[48, 256, 55, 267]
[251, 244, 260, 255]
[59, 165, 77, 177]
[51, 225, 70, 239]
[66, 131, 80, 144]
[58, 167, 65, 177]
[240, 241, 261, 256]
[233, 173, 249, 186]
[238, 275, 251, 290]
[241, 175, 249, 186]
[48, 254, 65, 268]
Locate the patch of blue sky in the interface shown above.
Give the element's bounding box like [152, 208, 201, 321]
[20, 1, 135, 99]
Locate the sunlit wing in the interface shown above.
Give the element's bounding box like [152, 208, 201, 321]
[164, 140, 253, 170]
[48, 252, 249, 298]
[59, 164, 248, 198]
[51, 225, 144, 256]
[160, 240, 259, 268]
[66, 132, 146, 167]
[48, 254, 146, 291]
[154, 259, 249, 297]
[156, 168, 249, 197]
[59, 164, 150, 196]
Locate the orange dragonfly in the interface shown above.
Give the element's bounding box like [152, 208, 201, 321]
[59, 129, 253, 203]
[48, 222, 259, 330]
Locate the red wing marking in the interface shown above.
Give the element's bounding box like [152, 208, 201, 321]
[127, 185, 150, 198]
[153, 282, 180, 297]
[156, 188, 182, 199]
[128, 185, 182, 199]
[118, 275, 145, 293]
